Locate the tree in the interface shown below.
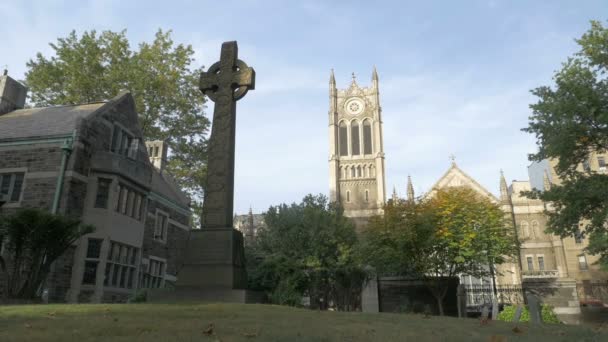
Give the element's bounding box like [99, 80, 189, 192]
[247, 194, 365, 310]
[523, 20, 608, 268]
[361, 187, 518, 316]
[24, 30, 208, 220]
[0, 209, 94, 300]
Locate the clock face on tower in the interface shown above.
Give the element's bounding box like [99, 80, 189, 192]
[345, 98, 365, 115]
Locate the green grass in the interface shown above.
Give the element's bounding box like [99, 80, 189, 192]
[0, 303, 606, 341]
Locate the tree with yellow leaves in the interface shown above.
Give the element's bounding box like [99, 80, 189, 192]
[361, 187, 518, 315]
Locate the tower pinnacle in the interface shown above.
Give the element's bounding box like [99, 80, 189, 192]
[329, 69, 336, 85]
[372, 66, 378, 81]
[407, 175, 415, 202]
[499, 169, 509, 203]
[543, 170, 551, 191]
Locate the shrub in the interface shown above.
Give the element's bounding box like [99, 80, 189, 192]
[497, 304, 560, 324]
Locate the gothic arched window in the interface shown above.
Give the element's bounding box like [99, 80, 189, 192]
[339, 121, 348, 156]
[357, 165, 362, 178]
[351, 121, 360, 155]
[363, 119, 372, 155]
[351, 167, 356, 178]
[346, 191, 350, 202]
[520, 221, 530, 238]
[531, 221, 540, 238]
[365, 190, 369, 202]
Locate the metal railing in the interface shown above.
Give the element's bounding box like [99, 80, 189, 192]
[463, 285, 524, 311]
[577, 281, 608, 305]
[521, 270, 559, 279]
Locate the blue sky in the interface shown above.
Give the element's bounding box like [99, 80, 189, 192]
[1, 0, 606, 214]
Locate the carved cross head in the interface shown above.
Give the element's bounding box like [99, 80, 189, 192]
[199, 41, 256, 103]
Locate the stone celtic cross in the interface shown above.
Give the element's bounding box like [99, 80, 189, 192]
[199, 41, 255, 229]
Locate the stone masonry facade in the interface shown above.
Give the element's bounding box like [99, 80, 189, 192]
[0, 72, 192, 303]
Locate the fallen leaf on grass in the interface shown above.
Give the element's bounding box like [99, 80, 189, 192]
[242, 331, 258, 338]
[47, 311, 57, 317]
[203, 323, 215, 336]
[488, 335, 507, 342]
[24, 323, 32, 329]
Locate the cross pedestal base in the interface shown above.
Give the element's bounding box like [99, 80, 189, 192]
[148, 228, 258, 303]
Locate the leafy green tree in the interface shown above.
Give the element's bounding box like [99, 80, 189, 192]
[247, 194, 365, 310]
[0, 209, 94, 299]
[361, 187, 518, 316]
[24, 30, 208, 220]
[523, 20, 608, 268]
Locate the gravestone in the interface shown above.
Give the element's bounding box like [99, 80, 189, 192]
[456, 284, 467, 318]
[491, 298, 499, 320]
[481, 305, 490, 321]
[513, 305, 523, 323]
[149, 41, 256, 303]
[527, 293, 542, 324]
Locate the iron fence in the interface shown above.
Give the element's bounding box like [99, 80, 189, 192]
[463, 285, 524, 312]
[577, 281, 608, 305]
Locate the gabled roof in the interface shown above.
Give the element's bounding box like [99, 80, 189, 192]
[150, 170, 190, 208]
[0, 92, 131, 141]
[425, 162, 499, 202]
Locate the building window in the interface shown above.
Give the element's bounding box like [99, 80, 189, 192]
[598, 156, 606, 170]
[115, 183, 145, 220]
[578, 254, 589, 271]
[531, 221, 540, 239]
[104, 241, 138, 289]
[142, 258, 165, 289]
[583, 159, 591, 172]
[526, 256, 534, 271]
[111, 125, 137, 158]
[0, 172, 25, 203]
[363, 120, 372, 155]
[339, 122, 348, 156]
[520, 221, 529, 238]
[537, 256, 545, 271]
[365, 190, 369, 202]
[346, 191, 350, 203]
[82, 238, 103, 285]
[575, 229, 584, 244]
[351, 121, 360, 155]
[94, 178, 112, 208]
[155, 212, 169, 242]
[357, 165, 362, 178]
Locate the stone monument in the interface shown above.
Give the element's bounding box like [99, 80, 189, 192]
[150, 41, 256, 302]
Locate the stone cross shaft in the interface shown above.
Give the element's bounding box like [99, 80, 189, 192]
[199, 41, 255, 229]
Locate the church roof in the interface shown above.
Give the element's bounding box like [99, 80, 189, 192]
[425, 162, 499, 202]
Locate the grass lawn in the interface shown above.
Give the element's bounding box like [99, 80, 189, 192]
[0, 303, 606, 342]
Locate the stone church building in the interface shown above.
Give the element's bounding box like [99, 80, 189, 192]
[330, 69, 608, 314]
[0, 72, 191, 303]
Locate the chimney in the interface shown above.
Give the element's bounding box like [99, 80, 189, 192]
[145, 140, 169, 172]
[0, 70, 27, 115]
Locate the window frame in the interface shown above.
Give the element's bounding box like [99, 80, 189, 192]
[154, 210, 169, 243]
[0, 171, 26, 205]
[104, 240, 138, 289]
[578, 254, 589, 271]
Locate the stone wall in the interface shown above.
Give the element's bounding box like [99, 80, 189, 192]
[142, 198, 190, 278]
[378, 277, 459, 316]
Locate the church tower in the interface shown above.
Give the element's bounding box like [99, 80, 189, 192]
[329, 68, 386, 228]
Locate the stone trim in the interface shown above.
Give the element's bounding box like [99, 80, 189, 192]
[0, 134, 72, 147]
[148, 191, 190, 216]
[169, 218, 189, 231]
